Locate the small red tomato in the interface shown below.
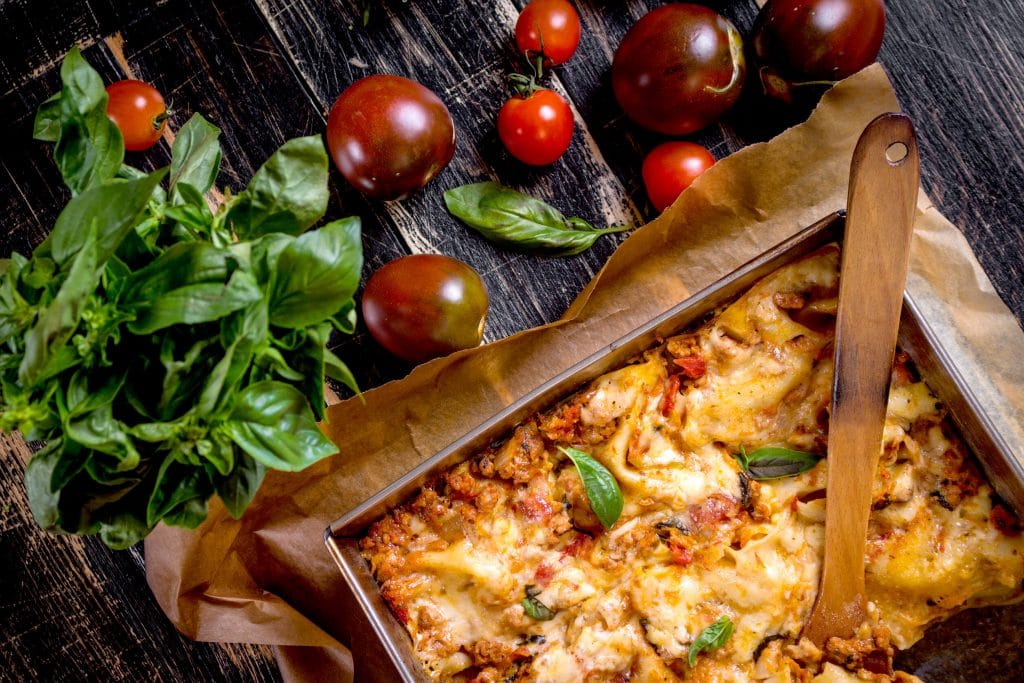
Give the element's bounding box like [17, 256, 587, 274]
[326, 75, 456, 201]
[105, 79, 167, 152]
[361, 254, 489, 364]
[642, 142, 716, 212]
[753, 0, 885, 82]
[497, 89, 574, 166]
[515, 0, 582, 66]
[612, 4, 745, 135]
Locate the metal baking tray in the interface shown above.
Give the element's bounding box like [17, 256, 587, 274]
[325, 212, 1024, 682]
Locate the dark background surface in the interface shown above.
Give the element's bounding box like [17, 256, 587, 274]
[1, 0, 1022, 680]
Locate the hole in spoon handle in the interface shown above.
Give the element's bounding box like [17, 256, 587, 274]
[886, 141, 909, 164]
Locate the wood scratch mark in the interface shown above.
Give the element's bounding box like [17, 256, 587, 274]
[0, 36, 100, 99]
[898, 38, 999, 74]
[3, 164, 41, 228]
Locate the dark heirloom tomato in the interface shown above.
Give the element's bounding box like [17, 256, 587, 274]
[612, 4, 745, 136]
[105, 79, 167, 151]
[753, 0, 886, 81]
[326, 75, 456, 201]
[515, 0, 582, 66]
[361, 254, 489, 364]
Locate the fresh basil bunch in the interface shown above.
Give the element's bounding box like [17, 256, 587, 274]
[1, 48, 362, 549]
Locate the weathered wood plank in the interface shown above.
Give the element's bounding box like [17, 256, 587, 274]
[0, 434, 282, 682]
[882, 0, 1024, 321]
[0, 0, 367, 681]
[1, 1, 1023, 682]
[254, 0, 641, 346]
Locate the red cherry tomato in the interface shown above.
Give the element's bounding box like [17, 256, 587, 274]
[105, 80, 167, 152]
[497, 89, 574, 166]
[326, 75, 456, 201]
[753, 0, 885, 82]
[515, 0, 582, 66]
[612, 4, 745, 135]
[361, 254, 489, 364]
[642, 142, 716, 212]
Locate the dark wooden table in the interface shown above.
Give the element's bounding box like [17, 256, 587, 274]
[2, 1, 1022, 681]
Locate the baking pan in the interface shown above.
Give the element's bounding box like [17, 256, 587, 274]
[325, 212, 1024, 683]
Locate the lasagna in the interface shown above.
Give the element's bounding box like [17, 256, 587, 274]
[361, 246, 1024, 682]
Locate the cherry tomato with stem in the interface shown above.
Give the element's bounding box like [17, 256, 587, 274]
[361, 254, 489, 364]
[515, 0, 581, 67]
[642, 141, 716, 212]
[326, 75, 456, 201]
[498, 82, 574, 166]
[105, 79, 168, 152]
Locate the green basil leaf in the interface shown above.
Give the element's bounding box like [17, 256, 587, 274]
[66, 403, 140, 471]
[101, 255, 132, 301]
[227, 136, 329, 239]
[128, 421, 180, 443]
[116, 163, 168, 205]
[97, 510, 150, 550]
[215, 451, 266, 519]
[18, 226, 101, 387]
[123, 241, 236, 302]
[444, 182, 630, 256]
[244, 232, 294, 284]
[33, 93, 62, 142]
[147, 452, 213, 527]
[25, 440, 64, 531]
[558, 446, 623, 529]
[688, 616, 734, 667]
[740, 446, 822, 480]
[325, 347, 359, 394]
[51, 47, 125, 193]
[330, 299, 357, 335]
[126, 269, 263, 335]
[41, 167, 167, 266]
[220, 380, 336, 472]
[521, 585, 556, 621]
[169, 113, 222, 198]
[197, 335, 256, 416]
[162, 496, 210, 529]
[63, 369, 125, 422]
[268, 217, 363, 329]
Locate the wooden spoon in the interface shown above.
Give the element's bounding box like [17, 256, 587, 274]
[802, 113, 920, 646]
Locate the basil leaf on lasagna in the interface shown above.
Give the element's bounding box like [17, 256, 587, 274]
[688, 615, 734, 667]
[739, 445, 821, 480]
[559, 446, 623, 529]
[521, 585, 556, 621]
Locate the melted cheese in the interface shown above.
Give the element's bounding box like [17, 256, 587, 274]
[361, 247, 1024, 682]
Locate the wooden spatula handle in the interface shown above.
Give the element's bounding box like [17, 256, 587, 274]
[803, 113, 920, 646]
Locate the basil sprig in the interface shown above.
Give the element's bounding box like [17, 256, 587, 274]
[444, 182, 630, 256]
[3, 50, 362, 549]
[688, 615, 734, 667]
[559, 446, 623, 529]
[735, 445, 822, 480]
[521, 585, 556, 621]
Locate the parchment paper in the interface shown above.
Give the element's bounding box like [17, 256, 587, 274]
[144, 65, 1024, 682]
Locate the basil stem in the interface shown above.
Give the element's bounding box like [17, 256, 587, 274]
[558, 446, 623, 529]
[688, 615, 734, 667]
[736, 445, 821, 480]
[444, 182, 630, 256]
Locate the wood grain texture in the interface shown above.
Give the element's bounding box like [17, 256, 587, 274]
[1, 0, 1023, 681]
